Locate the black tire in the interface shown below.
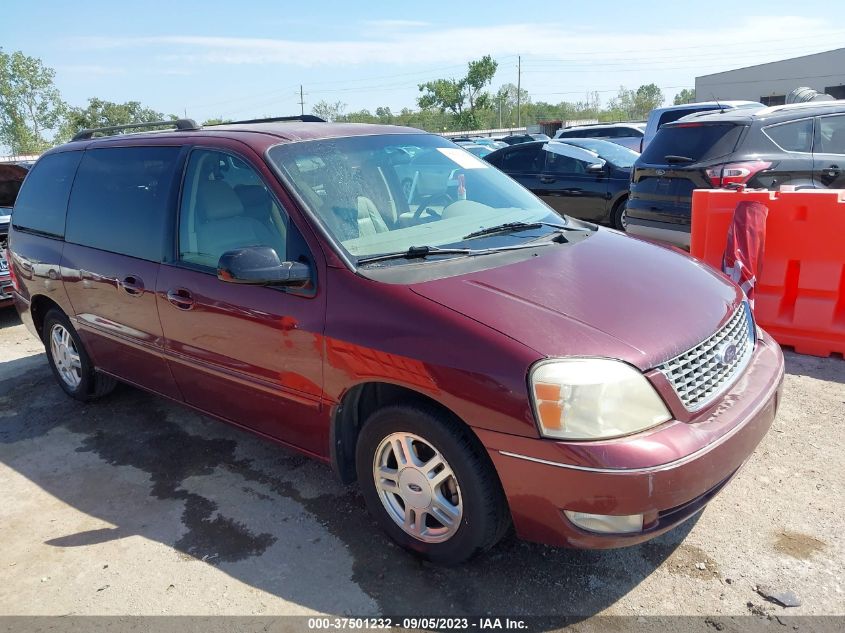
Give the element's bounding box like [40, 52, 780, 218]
[611, 196, 628, 231]
[42, 309, 117, 402]
[355, 404, 510, 565]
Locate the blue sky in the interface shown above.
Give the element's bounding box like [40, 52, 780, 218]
[3, 0, 845, 123]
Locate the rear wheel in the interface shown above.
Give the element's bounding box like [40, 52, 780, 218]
[356, 404, 510, 565]
[43, 309, 117, 401]
[611, 197, 629, 231]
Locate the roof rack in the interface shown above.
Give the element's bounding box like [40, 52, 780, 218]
[71, 118, 199, 141]
[206, 115, 327, 126]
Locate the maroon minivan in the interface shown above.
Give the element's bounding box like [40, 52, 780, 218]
[8, 118, 784, 564]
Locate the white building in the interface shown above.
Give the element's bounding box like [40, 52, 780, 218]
[695, 48, 845, 106]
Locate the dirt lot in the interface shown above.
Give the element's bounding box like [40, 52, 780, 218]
[0, 307, 842, 625]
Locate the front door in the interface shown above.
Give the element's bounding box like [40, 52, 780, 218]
[539, 144, 610, 221]
[156, 146, 327, 455]
[813, 113, 845, 188]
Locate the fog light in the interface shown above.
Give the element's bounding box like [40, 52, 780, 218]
[564, 510, 644, 534]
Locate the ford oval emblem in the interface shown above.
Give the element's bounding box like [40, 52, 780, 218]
[716, 343, 738, 367]
[656, 169, 666, 176]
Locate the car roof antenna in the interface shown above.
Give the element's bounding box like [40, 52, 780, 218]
[711, 93, 725, 113]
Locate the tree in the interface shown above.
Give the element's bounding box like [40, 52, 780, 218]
[312, 100, 346, 122]
[607, 84, 664, 120]
[417, 55, 498, 129]
[202, 117, 231, 126]
[58, 98, 175, 141]
[673, 88, 696, 105]
[0, 49, 66, 154]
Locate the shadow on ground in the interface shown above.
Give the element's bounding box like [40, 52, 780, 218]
[0, 307, 21, 329]
[783, 349, 844, 383]
[0, 356, 697, 624]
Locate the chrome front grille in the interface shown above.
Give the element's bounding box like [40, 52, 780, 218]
[657, 303, 755, 411]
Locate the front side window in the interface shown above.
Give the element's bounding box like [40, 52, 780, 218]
[65, 146, 180, 260]
[817, 115, 845, 155]
[763, 119, 814, 153]
[12, 151, 82, 237]
[268, 134, 565, 261]
[179, 149, 288, 268]
[501, 146, 544, 172]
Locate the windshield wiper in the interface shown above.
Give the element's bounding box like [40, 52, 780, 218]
[664, 155, 695, 164]
[357, 245, 475, 265]
[463, 221, 568, 240]
[356, 241, 560, 265]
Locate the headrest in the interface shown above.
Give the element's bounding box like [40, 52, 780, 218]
[197, 180, 244, 221]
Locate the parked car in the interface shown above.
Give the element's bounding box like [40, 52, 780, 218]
[484, 138, 638, 229]
[641, 101, 763, 152]
[627, 100, 845, 248]
[499, 133, 551, 145]
[467, 138, 508, 150]
[554, 123, 646, 152]
[458, 143, 494, 158]
[0, 161, 31, 307]
[9, 117, 783, 564]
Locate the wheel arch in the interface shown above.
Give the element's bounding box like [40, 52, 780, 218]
[330, 381, 491, 485]
[29, 294, 65, 341]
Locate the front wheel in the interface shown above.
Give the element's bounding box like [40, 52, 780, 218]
[356, 404, 510, 565]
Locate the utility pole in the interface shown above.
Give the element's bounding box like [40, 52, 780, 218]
[498, 96, 503, 128]
[299, 85, 305, 116]
[516, 55, 521, 129]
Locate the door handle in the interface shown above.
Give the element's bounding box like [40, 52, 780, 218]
[166, 288, 195, 310]
[539, 175, 557, 183]
[826, 164, 840, 178]
[118, 275, 145, 296]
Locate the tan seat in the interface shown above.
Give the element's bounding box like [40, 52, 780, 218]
[357, 196, 390, 237]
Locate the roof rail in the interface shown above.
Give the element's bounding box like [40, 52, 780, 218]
[71, 119, 199, 141]
[206, 115, 327, 126]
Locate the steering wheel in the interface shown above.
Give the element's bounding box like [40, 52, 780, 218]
[414, 192, 455, 219]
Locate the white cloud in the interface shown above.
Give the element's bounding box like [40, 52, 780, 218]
[66, 16, 842, 71]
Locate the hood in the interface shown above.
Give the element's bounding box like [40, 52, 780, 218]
[411, 229, 741, 370]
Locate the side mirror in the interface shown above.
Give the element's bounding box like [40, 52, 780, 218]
[217, 246, 311, 287]
[586, 161, 606, 174]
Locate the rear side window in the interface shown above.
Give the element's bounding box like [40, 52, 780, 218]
[0, 164, 29, 209]
[763, 119, 814, 153]
[11, 152, 82, 237]
[66, 146, 180, 261]
[817, 114, 845, 155]
[640, 123, 744, 164]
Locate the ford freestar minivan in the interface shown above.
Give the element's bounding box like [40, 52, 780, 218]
[8, 118, 784, 564]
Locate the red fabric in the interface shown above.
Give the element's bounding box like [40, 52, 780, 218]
[722, 200, 768, 308]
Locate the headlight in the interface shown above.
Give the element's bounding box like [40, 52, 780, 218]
[530, 358, 671, 440]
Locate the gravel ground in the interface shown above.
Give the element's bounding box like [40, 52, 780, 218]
[0, 307, 842, 627]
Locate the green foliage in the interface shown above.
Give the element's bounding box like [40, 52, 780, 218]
[201, 117, 231, 126]
[312, 100, 346, 122]
[673, 88, 696, 105]
[58, 98, 175, 141]
[0, 49, 66, 154]
[607, 83, 664, 120]
[417, 56, 498, 130]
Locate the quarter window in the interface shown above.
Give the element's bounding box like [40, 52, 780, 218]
[65, 146, 180, 260]
[178, 149, 288, 268]
[12, 152, 82, 237]
[763, 119, 814, 153]
[817, 115, 845, 155]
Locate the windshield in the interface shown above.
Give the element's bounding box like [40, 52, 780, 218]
[639, 123, 744, 165]
[268, 133, 565, 261]
[556, 139, 640, 168]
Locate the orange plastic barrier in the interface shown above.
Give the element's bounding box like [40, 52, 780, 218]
[691, 189, 845, 358]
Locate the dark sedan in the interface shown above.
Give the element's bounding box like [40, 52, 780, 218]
[484, 139, 638, 230]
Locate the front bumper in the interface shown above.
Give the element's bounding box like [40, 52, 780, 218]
[477, 333, 784, 548]
[0, 274, 13, 307]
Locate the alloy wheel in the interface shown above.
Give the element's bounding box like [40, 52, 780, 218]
[49, 323, 82, 389]
[372, 432, 463, 543]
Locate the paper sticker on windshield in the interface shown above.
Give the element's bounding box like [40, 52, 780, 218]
[436, 147, 490, 169]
